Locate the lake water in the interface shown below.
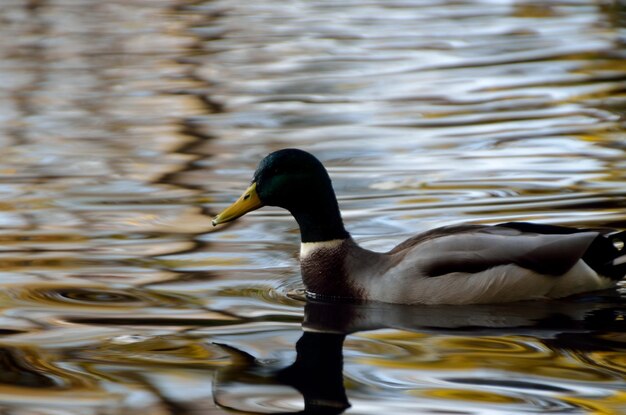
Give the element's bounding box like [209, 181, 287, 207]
[0, 0, 625, 414]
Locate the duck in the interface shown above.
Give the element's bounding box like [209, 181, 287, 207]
[212, 148, 626, 305]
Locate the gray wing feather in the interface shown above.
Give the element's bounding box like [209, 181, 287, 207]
[508, 232, 597, 275]
[416, 227, 599, 277]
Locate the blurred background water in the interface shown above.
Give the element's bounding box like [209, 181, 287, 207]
[0, 0, 625, 414]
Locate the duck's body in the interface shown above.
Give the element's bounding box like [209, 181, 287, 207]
[213, 149, 626, 305]
[300, 225, 622, 304]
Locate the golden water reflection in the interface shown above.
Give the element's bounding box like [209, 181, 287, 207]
[0, 0, 625, 414]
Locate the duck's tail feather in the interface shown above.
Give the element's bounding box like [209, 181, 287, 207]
[585, 230, 626, 280]
[610, 230, 626, 248]
[609, 230, 626, 275]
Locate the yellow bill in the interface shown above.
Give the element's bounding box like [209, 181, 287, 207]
[212, 182, 263, 226]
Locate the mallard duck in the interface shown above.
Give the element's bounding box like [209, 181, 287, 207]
[212, 149, 626, 305]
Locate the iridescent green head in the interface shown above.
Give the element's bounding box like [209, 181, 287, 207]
[213, 149, 348, 242]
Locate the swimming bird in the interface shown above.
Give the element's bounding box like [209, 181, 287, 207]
[212, 149, 626, 305]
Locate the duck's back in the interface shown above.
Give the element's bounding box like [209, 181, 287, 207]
[356, 222, 625, 305]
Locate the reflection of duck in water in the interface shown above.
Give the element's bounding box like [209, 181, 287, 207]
[275, 331, 349, 415]
[213, 149, 626, 305]
[214, 326, 349, 415]
[212, 292, 626, 415]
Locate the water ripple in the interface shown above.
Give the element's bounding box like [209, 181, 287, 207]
[1, 0, 626, 414]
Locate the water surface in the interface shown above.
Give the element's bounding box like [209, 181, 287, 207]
[0, 0, 625, 414]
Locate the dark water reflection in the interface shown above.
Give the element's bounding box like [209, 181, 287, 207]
[0, 0, 626, 413]
[214, 293, 626, 415]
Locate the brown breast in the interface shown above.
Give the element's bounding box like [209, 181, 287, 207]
[300, 241, 364, 299]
